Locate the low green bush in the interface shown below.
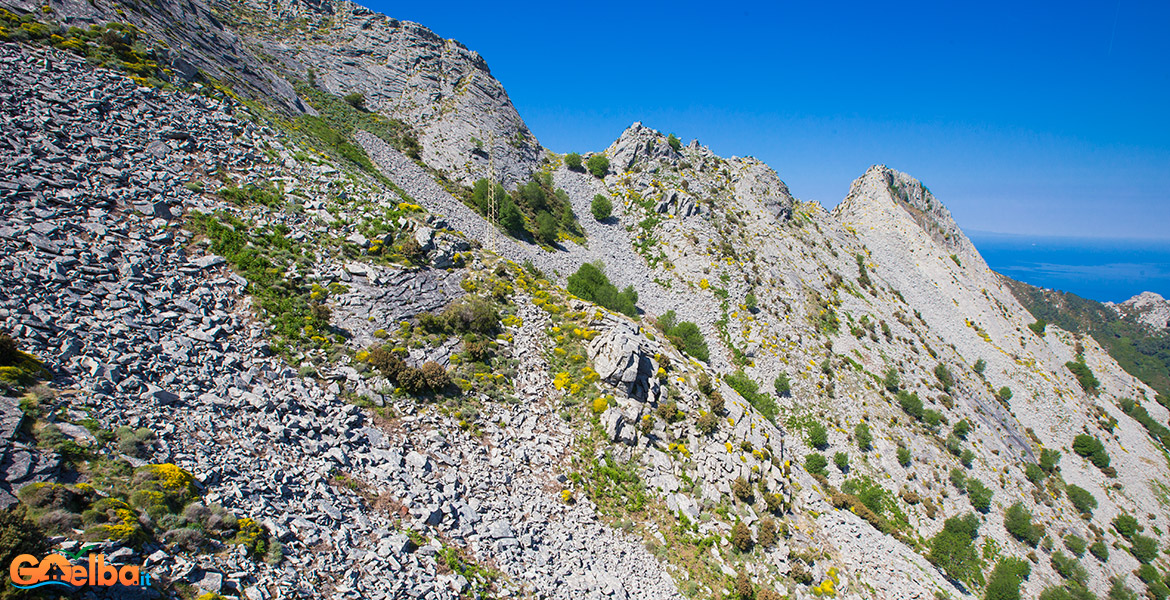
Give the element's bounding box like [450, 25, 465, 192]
[565, 152, 583, 171]
[807, 422, 828, 449]
[928, 513, 981, 585]
[724, 371, 778, 424]
[1004, 502, 1042, 546]
[591, 194, 612, 220]
[567, 262, 637, 316]
[1113, 513, 1138, 538]
[1130, 533, 1160, 563]
[586, 154, 609, 178]
[897, 390, 923, 419]
[1072, 434, 1110, 469]
[984, 557, 1031, 600]
[804, 453, 828, 476]
[855, 422, 872, 451]
[656, 311, 709, 362]
[967, 478, 992, 512]
[935, 363, 953, 390]
[1050, 551, 1087, 584]
[1065, 484, 1097, 516]
[1066, 360, 1100, 394]
[774, 373, 791, 397]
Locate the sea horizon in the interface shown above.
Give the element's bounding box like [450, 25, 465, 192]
[967, 230, 1170, 304]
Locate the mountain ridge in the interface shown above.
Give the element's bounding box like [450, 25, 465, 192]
[0, 2, 1168, 600]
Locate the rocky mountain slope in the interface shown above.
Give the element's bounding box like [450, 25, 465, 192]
[1110, 292, 1170, 334]
[1, 1, 1168, 600]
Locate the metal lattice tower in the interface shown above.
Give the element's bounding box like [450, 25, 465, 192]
[486, 129, 498, 252]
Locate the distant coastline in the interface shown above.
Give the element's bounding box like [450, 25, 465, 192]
[968, 231, 1170, 304]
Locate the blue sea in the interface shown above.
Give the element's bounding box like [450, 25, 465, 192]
[967, 231, 1170, 304]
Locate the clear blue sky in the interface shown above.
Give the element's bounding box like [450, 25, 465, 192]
[364, 0, 1170, 239]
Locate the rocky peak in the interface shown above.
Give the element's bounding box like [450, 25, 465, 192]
[731, 158, 795, 222]
[1108, 291, 1170, 332]
[605, 122, 684, 172]
[836, 164, 973, 256]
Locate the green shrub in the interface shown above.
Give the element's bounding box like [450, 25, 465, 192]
[967, 478, 992, 512]
[442, 296, 500, 335]
[834, 451, 849, 471]
[950, 467, 967, 491]
[998, 386, 1013, 402]
[807, 422, 828, 449]
[0, 505, 50, 578]
[1130, 533, 1160, 563]
[730, 520, 752, 552]
[1118, 398, 1170, 450]
[897, 446, 911, 466]
[535, 210, 558, 244]
[883, 368, 900, 392]
[841, 476, 896, 521]
[1071, 434, 1109, 469]
[1040, 448, 1061, 472]
[1004, 502, 1041, 546]
[773, 373, 791, 397]
[217, 183, 283, 208]
[1028, 320, 1046, 336]
[695, 411, 718, 435]
[565, 152, 582, 171]
[804, 453, 828, 476]
[724, 371, 778, 424]
[935, 363, 953, 390]
[343, 92, 365, 108]
[1065, 360, 1100, 394]
[567, 262, 637, 316]
[953, 419, 971, 439]
[1137, 564, 1159, 584]
[984, 557, 1031, 600]
[1113, 513, 1138, 538]
[923, 409, 943, 429]
[928, 513, 981, 585]
[961, 449, 975, 468]
[855, 422, 872, 451]
[1088, 541, 1108, 561]
[586, 154, 609, 178]
[973, 358, 987, 374]
[757, 517, 776, 547]
[897, 390, 923, 419]
[1025, 463, 1046, 485]
[591, 194, 612, 220]
[656, 311, 709, 362]
[499, 196, 525, 234]
[1109, 577, 1138, 600]
[1065, 485, 1097, 516]
[1050, 551, 1087, 584]
[667, 133, 681, 152]
[744, 293, 758, 312]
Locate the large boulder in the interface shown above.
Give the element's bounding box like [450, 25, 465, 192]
[588, 322, 659, 402]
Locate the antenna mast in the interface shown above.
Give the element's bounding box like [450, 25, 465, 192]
[487, 125, 498, 253]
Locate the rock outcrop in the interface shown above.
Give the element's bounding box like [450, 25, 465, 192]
[1109, 291, 1170, 332]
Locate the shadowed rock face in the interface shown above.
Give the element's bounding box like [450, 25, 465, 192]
[3, 0, 307, 112]
[242, 0, 543, 187]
